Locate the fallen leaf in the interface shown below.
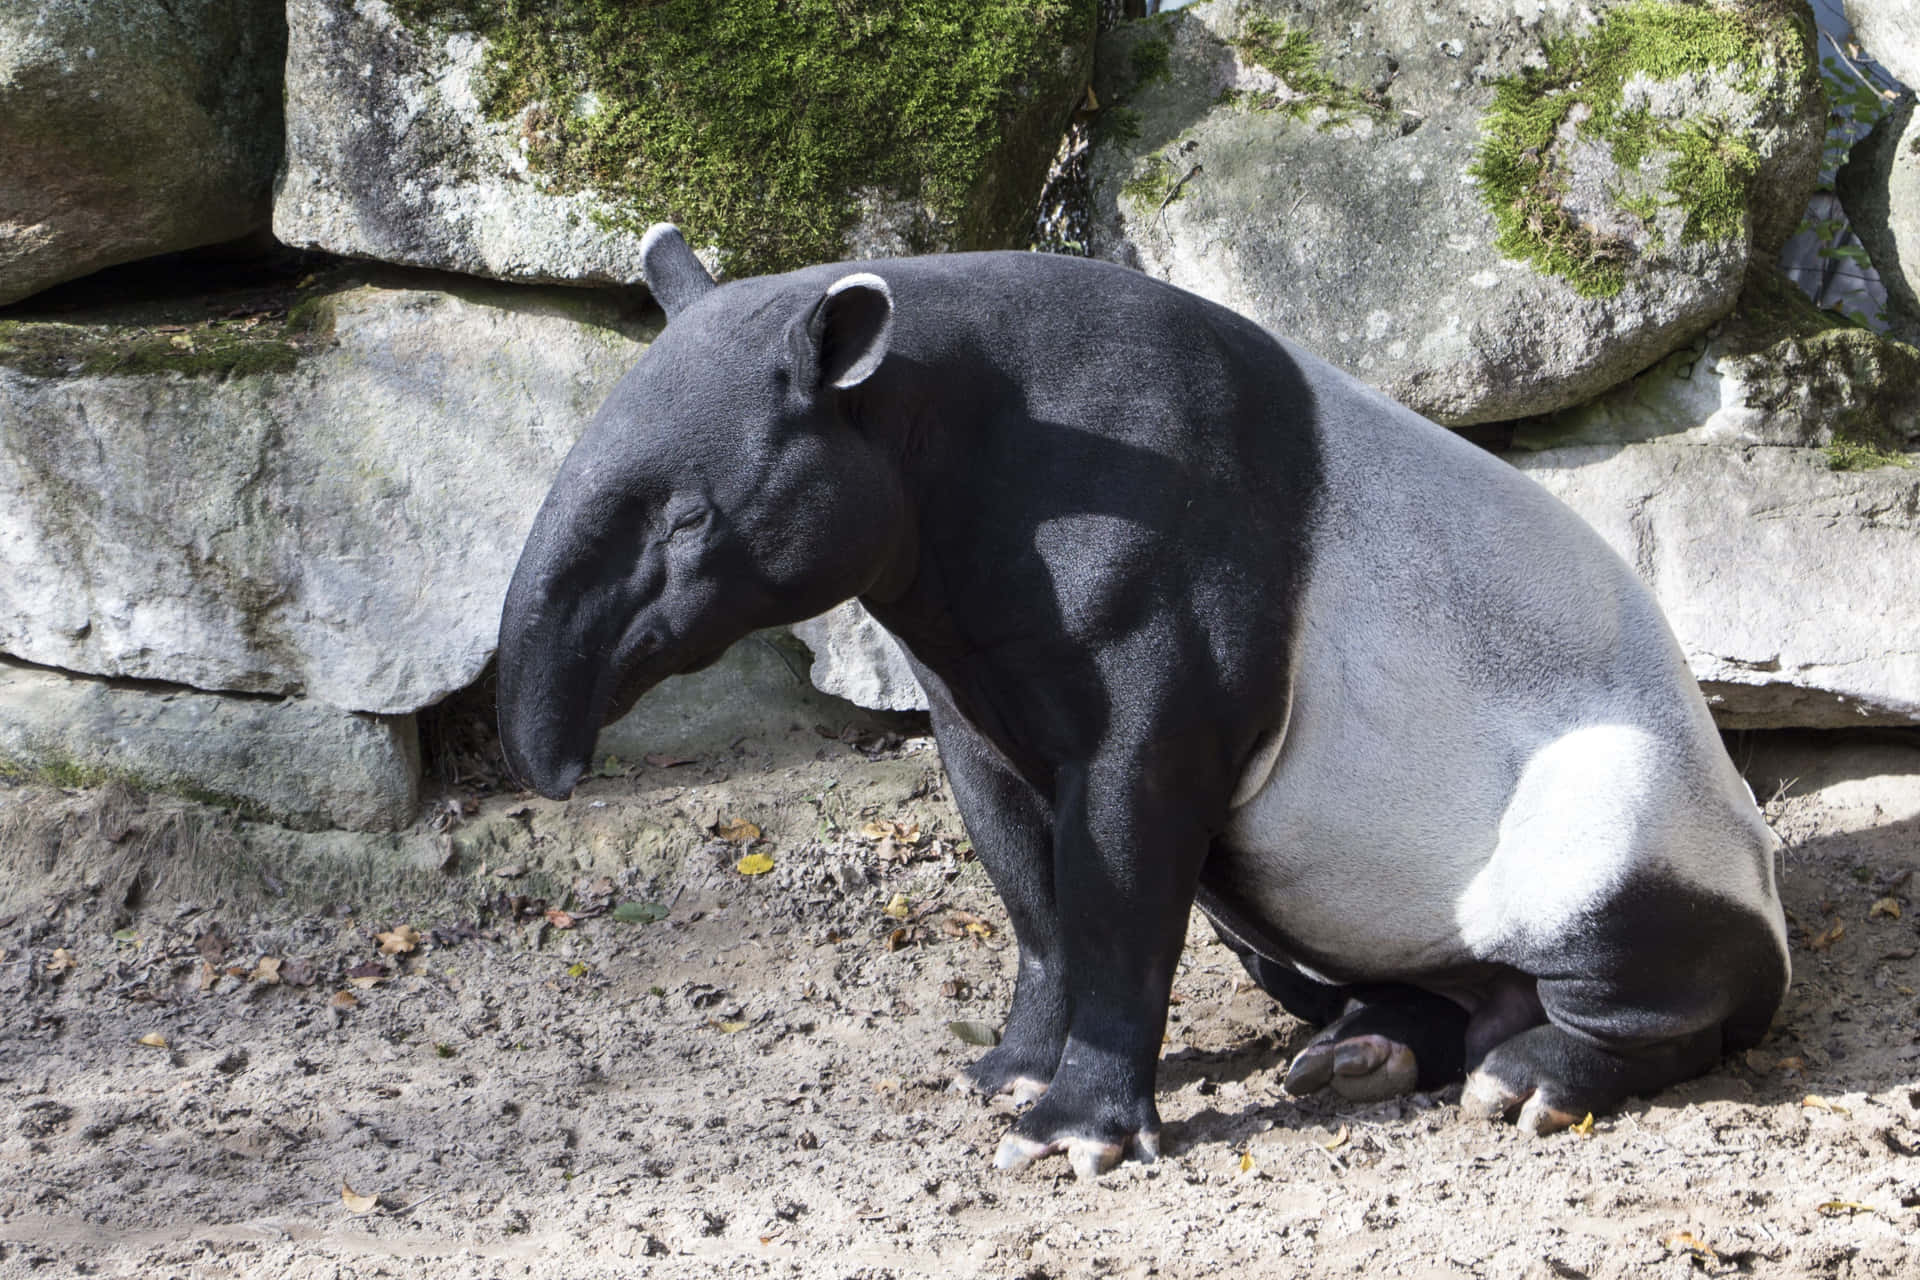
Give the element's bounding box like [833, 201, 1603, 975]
[715, 816, 762, 843]
[1318, 1125, 1350, 1151]
[717, 1020, 750, 1033]
[194, 924, 230, 965]
[196, 960, 218, 992]
[1817, 1200, 1875, 1217]
[136, 1032, 169, 1049]
[1808, 921, 1845, 951]
[882, 893, 911, 920]
[1775, 1055, 1806, 1072]
[736, 852, 775, 876]
[111, 928, 139, 944]
[328, 990, 358, 1011]
[611, 901, 670, 924]
[940, 978, 970, 999]
[1802, 1094, 1852, 1116]
[565, 961, 590, 979]
[44, 948, 75, 975]
[595, 754, 629, 778]
[341, 1183, 379, 1214]
[376, 925, 421, 955]
[1661, 1230, 1718, 1261]
[948, 1020, 1001, 1047]
[858, 821, 892, 841]
[1238, 1149, 1255, 1173]
[1570, 1112, 1596, 1137]
[252, 956, 282, 984]
[544, 908, 576, 929]
[643, 752, 696, 768]
[885, 926, 918, 952]
[1870, 897, 1902, 920]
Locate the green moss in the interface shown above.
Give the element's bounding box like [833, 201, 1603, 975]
[1469, 0, 1806, 298]
[1231, 16, 1383, 124]
[387, 0, 1093, 275]
[1822, 437, 1914, 471]
[1129, 33, 1171, 88]
[0, 295, 335, 382]
[1120, 154, 1179, 209]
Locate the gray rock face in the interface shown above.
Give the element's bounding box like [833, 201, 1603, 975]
[1838, 100, 1920, 343]
[1509, 283, 1920, 727]
[275, 0, 651, 286]
[0, 275, 653, 714]
[0, 0, 287, 306]
[791, 605, 928, 713]
[1845, 0, 1920, 87]
[276, 0, 1091, 283]
[0, 657, 418, 832]
[1089, 1, 1824, 424]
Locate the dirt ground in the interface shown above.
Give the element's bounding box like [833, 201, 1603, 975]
[0, 721, 1915, 1280]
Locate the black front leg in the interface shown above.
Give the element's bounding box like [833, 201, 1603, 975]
[918, 672, 1070, 1103]
[992, 749, 1215, 1180]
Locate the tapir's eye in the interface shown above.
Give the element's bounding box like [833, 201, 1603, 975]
[666, 508, 710, 541]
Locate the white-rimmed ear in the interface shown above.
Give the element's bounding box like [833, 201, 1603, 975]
[796, 272, 894, 391]
[640, 223, 717, 318]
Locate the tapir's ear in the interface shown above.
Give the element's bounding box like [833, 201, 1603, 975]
[795, 272, 894, 391]
[640, 223, 717, 318]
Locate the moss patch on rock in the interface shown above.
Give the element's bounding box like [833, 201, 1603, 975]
[386, 0, 1092, 274]
[1229, 15, 1386, 123]
[1470, 0, 1810, 298]
[0, 292, 336, 381]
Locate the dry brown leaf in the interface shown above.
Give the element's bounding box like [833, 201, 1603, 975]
[544, 908, 576, 929]
[44, 948, 75, 975]
[340, 1182, 378, 1214]
[328, 990, 359, 1011]
[376, 925, 420, 955]
[858, 821, 892, 841]
[1661, 1230, 1718, 1260]
[196, 960, 218, 992]
[1808, 921, 1845, 951]
[885, 926, 915, 952]
[715, 816, 762, 843]
[1775, 1055, 1806, 1073]
[1318, 1125, 1350, 1151]
[253, 956, 282, 985]
[136, 1032, 168, 1049]
[643, 752, 696, 768]
[736, 851, 775, 876]
[1802, 1094, 1851, 1116]
[1869, 897, 1902, 920]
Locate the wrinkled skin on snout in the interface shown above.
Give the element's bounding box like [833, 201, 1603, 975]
[496, 237, 906, 799]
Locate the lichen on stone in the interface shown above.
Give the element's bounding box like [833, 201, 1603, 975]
[1469, 0, 1811, 298]
[384, 0, 1093, 275]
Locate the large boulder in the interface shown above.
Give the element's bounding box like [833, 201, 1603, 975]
[1837, 99, 1920, 344]
[1844, 0, 1920, 87]
[0, 1, 286, 306]
[0, 657, 418, 833]
[0, 269, 653, 715]
[1088, 0, 1824, 424]
[276, 0, 1094, 283]
[1508, 275, 1920, 728]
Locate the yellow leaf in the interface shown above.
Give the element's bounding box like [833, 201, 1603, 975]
[882, 893, 911, 919]
[341, 1183, 379, 1214]
[858, 821, 892, 840]
[44, 948, 76, 975]
[736, 851, 775, 876]
[1318, 1125, 1350, 1151]
[1802, 1094, 1851, 1116]
[718, 1020, 750, 1033]
[1571, 1112, 1595, 1137]
[376, 925, 420, 955]
[1869, 897, 1902, 920]
[1238, 1149, 1255, 1173]
[1661, 1230, 1717, 1260]
[716, 816, 762, 843]
[565, 961, 590, 979]
[1817, 1200, 1875, 1217]
[136, 1032, 168, 1049]
[966, 922, 994, 939]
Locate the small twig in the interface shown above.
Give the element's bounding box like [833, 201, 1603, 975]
[1154, 163, 1204, 226]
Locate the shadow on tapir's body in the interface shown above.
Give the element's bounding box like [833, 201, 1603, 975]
[495, 225, 1789, 1180]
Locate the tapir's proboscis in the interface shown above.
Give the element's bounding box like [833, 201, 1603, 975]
[496, 225, 1788, 1180]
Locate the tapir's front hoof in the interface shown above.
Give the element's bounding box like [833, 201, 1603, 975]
[992, 1127, 1158, 1181]
[990, 1086, 1161, 1180]
[1285, 1034, 1419, 1103]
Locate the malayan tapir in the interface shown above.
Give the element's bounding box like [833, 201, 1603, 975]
[495, 225, 1788, 1180]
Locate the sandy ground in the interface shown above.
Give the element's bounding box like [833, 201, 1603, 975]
[0, 724, 1915, 1279]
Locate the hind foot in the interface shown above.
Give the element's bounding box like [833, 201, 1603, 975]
[1283, 987, 1470, 1103]
[1459, 1022, 1724, 1135]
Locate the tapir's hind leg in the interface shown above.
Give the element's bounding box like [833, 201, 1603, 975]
[1463, 876, 1790, 1135]
[1282, 989, 1471, 1102]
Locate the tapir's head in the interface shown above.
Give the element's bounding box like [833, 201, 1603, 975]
[495, 224, 907, 798]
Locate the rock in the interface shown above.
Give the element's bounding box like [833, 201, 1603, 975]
[0, 267, 653, 714]
[791, 605, 928, 712]
[276, 0, 1092, 283]
[1844, 0, 1920, 87]
[0, 656, 418, 832]
[0, 1, 286, 306]
[1088, 1, 1824, 425]
[1508, 275, 1920, 728]
[597, 630, 899, 762]
[1837, 99, 1920, 344]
